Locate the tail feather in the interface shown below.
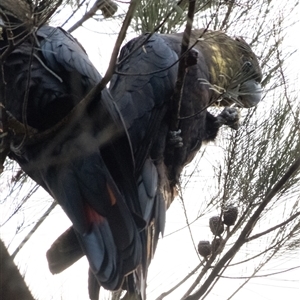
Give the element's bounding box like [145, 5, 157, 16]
[46, 185, 143, 290]
[77, 218, 116, 281]
[78, 200, 142, 290]
[46, 158, 166, 297]
[124, 159, 167, 299]
[46, 226, 83, 274]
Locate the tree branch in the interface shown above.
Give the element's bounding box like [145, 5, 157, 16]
[184, 155, 300, 300]
[0, 239, 35, 300]
[99, 0, 140, 88]
[68, 0, 118, 33]
[246, 211, 300, 242]
[11, 201, 57, 259]
[155, 262, 203, 300]
[219, 266, 300, 280]
[170, 0, 197, 132]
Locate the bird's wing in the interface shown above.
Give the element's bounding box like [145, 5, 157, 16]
[46, 157, 166, 298]
[4, 24, 141, 290]
[46, 33, 179, 297]
[109, 34, 180, 297]
[37, 26, 101, 86]
[109, 33, 178, 174]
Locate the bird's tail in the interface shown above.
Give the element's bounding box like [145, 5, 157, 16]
[46, 159, 166, 298]
[79, 195, 143, 291]
[47, 197, 143, 293]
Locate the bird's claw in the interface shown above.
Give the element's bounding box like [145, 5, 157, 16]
[168, 129, 183, 148]
[216, 107, 240, 130]
[186, 49, 198, 67]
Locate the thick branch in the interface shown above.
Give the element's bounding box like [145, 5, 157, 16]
[155, 262, 203, 300]
[0, 239, 35, 300]
[11, 202, 57, 259]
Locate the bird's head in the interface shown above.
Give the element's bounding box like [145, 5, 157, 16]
[198, 30, 262, 108]
[220, 36, 262, 108]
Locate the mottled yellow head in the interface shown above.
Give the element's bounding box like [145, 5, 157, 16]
[191, 29, 262, 107]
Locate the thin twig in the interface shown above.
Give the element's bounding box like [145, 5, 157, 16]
[12, 33, 36, 153]
[155, 262, 203, 300]
[220, 266, 300, 280]
[226, 240, 288, 300]
[275, 42, 300, 131]
[228, 232, 292, 267]
[1, 184, 39, 227]
[178, 186, 201, 260]
[61, 0, 87, 28]
[219, 0, 234, 31]
[116, 0, 186, 67]
[11, 201, 57, 259]
[246, 211, 300, 242]
[68, 0, 118, 33]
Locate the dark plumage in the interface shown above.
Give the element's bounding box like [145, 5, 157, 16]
[1, 16, 142, 293]
[110, 30, 262, 203]
[48, 30, 261, 298]
[1, 17, 262, 300]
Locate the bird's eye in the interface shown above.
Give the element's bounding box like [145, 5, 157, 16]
[243, 61, 252, 71]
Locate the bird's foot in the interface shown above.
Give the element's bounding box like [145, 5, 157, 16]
[168, 129, 183, 148]
[186, 48, 198, 67]
[215, 107, 240, 130]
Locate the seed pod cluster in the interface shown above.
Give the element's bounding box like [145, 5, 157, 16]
[198, 206, 238, 259]
[223, 205, 238, 226]
[197, 240, 212, 258]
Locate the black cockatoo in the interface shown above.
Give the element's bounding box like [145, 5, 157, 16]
[0, 13, 145, 294]
[45, 30, 262, 299]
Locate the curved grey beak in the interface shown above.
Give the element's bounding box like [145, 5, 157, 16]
[239, 79, 262, 108]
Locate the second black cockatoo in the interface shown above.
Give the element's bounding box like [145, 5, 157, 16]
[46, 29, 262, 299]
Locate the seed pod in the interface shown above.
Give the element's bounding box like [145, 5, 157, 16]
[209, 216, 224, 236]
[197, 241, 212, 258]
[223, 206, 238, 226]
